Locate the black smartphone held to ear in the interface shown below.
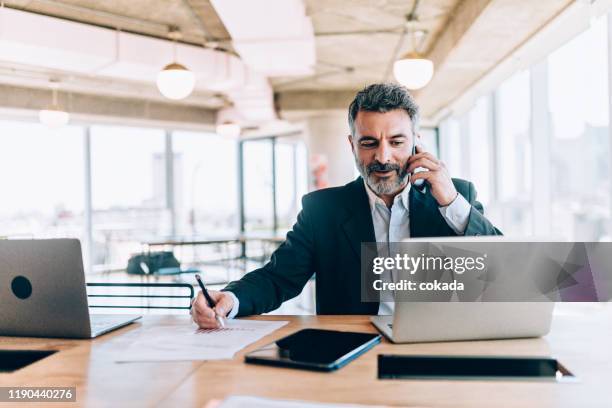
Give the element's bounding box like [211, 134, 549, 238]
[411, 143, 428, 192]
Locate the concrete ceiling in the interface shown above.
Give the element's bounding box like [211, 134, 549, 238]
[272, 0, 459, 92]
[1, 0, 575, 122]
[274, 0, 574, 120]
[0, 0, 231, 121]
[3, 0, 210, 44]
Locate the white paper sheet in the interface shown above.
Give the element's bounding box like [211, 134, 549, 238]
[115, 319, 288, 362]
[218, 396, 386, 408]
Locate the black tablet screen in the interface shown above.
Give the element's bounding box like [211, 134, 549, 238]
[378, 355, 574, 380]
[246, 329, 380, 367]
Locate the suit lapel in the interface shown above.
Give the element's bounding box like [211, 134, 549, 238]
[341, 177, 378, 311]
[340, 178, 456, 245]
[341, 178, 456, 251]
[409, 188, 457, 237]
[341, 177, 376, 260]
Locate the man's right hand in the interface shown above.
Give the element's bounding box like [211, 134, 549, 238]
[191, 290, 235, 329]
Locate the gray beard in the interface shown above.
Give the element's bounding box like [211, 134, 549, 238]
[354, 156, 409, 196]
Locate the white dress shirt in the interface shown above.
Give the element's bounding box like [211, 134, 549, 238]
[224, 180, 472, 319]
[363, 180, 471, 315]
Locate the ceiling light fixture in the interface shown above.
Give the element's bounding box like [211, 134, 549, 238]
[393, 53, 434, 90]
[393, 12, 434, 90]
[216, 121, 241, 138]
[156, 27, 195, 100]
[39, 80, 70, 128]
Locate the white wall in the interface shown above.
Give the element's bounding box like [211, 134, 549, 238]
[303, 111, 356, 188]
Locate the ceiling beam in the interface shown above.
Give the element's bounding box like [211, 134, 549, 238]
[413, 0, 493, 118]
[0, 60, 226, 109]
[0, 83, 216, 128]
[416, 0, 573, 119]
[3, 0, 208, 45]
[276, 90, 357, 113]
[184, 0, 233, 46]
[424, 0, 493, 71]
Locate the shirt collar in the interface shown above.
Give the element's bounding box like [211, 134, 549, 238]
[363, 178, 410, 212]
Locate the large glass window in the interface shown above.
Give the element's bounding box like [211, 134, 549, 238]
[0, 120, 84, 240]
[90, 125, 167, 270]
[467, 96, 492, 205]
[242, 136, 309, 235]
[172, 131, 238, 237]
[275, 137, 308, 232]
[547, 16, 610, 241]
[418, 127, 439, 158]
[438, 118, 463, 179]
[495, 69, 533, 235]
[242, 139, 274, 234]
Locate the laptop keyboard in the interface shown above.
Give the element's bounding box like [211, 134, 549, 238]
[90, 315, 131, 331]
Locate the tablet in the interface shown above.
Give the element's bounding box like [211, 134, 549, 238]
[245, 329, 381, 372]
[378, 355, 577, 382]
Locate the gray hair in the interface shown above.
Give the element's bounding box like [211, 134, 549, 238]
[348, 83, 420, 135]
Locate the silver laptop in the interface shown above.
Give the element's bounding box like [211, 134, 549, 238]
[372, 302, 554, 343]
[371, 236, 555, 343]
[0, 239, 141, 339]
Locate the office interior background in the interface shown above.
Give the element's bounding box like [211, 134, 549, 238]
[0, 0, 611, 313]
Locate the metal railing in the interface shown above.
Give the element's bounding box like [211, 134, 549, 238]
[86, 282, 194, 310]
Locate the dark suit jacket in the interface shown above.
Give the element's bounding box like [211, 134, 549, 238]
[224, 176, 502, 316]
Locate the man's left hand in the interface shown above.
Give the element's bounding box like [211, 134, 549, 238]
[407, 145, 458, 207]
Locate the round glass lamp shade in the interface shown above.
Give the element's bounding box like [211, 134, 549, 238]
[156, 63, 196, 100]
[39, 107, 70, 128]
[393, 56, 434, 90]
[216, 122, 241, 138]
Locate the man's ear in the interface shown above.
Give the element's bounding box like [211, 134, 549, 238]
[347, 134, 355, 153]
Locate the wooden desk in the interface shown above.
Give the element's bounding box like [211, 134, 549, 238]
[1, 305, 611, 407]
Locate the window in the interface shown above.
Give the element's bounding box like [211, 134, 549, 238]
[495, 69, 533, 235]
[242, 139, 274, 233]
[547, 16, 610, 241]
[467, 96, 492, 205]
[241, 136, 309, 235]
[172, 131, 238, 237]
[0, 120, 84, 240]
[418, 127, 439, 158]
[275, 138, 308, 231]
[438, 118, 463, 179]
[90, 125, 167, 270]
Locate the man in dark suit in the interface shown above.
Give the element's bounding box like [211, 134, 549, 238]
[192, 83, 501, 328]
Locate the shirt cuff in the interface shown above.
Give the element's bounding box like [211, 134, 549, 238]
[438, 193, 471, 235]
[223, 291, 240, 319]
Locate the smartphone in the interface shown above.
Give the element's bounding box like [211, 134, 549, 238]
[411, 143, 427, 191]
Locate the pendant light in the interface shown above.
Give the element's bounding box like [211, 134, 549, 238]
[216, 121, 241, 138]
[393, 14, 434, 90]
[39, 80, 70, 128]
[393, 52, 434, 90]
[156, 27, 195, 100]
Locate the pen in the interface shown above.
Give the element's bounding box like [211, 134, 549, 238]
[194, 274, 225, 328]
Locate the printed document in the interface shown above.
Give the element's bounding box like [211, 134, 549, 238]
[115, 319, 287, 362]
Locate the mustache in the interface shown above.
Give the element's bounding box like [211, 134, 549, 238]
[366, 161, 403, 175]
